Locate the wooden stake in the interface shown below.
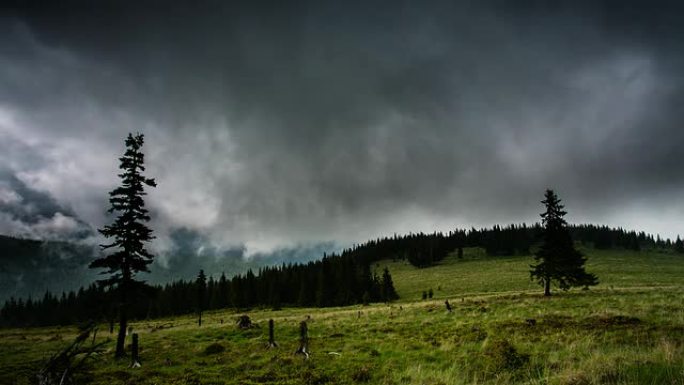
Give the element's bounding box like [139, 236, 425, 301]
[267, 319, 278, 348]
[130, 333, 141, 368]
[294, 321, 309, 359]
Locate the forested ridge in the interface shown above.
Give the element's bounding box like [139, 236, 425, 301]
[1, 223, 682, 327]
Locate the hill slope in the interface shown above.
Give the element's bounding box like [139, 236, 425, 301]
[0, 235, 98, 302]
[382, 246, 684, 300]
[2, 248, 684, 385]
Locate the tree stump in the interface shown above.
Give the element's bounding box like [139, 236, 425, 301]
[130, 333, 141, 368]
[294, 321, 309, 359]
[237, 315, 252, 329]
[267, 319, 278, 348]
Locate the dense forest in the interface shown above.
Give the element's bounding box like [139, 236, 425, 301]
[360, 223, 682, 267]
[1, 223, 682, 327]
[0, 249, 398, 327]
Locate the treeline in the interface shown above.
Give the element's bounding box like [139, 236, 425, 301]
[0, 251, 398, 328]
[369, 224, 683, 267]
[2, 223, 682, 327]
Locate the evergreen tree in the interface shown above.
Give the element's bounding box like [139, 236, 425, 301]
[196, 270, 207, 326]
[218, 272, 229, 308]
[380, 267, 398, 301]
[89, 133, 157, 358]
[530, 189, 597, 296]
[675, 236, 684, 254]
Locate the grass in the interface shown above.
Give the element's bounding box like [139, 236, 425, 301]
[379, 246, 684, 301]
[2, 248, 684, 384]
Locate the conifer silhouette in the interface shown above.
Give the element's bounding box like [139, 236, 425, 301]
[89, 133, 156, 358]
[530, 189, 597, 296]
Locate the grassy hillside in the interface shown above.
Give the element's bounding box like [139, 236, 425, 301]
[380, 247, 684, 301]
[2, 249, 684, 385]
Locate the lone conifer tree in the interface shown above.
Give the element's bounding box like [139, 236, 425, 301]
[90, 133, 156, 358]
[530, 189, 597, 296]
[380, 267, 398, 301]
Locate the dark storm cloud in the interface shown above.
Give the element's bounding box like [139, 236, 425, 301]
[1, 0, 684, 257]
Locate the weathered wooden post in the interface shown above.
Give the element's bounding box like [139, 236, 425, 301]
[130, 333, 141, 368]
[295, 321, 309, 358]
[267, 319, 278, 348]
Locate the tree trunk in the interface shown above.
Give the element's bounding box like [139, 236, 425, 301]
[198, 311, 202, 327]
[115, 306, 127, 358]
[115, 281, 128, 358]
[544, 278, 551, 296]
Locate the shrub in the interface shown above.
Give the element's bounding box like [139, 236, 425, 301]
[482, 338, 529, 373]
[203, 343, 225, 355]
[351, 366, 372, 382]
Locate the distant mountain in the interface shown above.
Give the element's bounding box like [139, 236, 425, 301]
[0, 235, 98, 302]
[0, 232, 339, 303]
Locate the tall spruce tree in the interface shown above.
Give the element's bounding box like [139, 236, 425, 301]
[196, 270, 207, 326]
[89, 133, 157, 358]
[530, 189, 597, 296]
[380, 267, 398, 301]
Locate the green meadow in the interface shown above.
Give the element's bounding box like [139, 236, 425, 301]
[2, 248, 684, 384]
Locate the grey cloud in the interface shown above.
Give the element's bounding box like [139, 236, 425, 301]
[0, 169, 92, 239]
[0, 0, 683, 258]
[148, 228, 337, 283]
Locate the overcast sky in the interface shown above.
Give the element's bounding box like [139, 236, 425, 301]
[1, 0, 683, 261]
